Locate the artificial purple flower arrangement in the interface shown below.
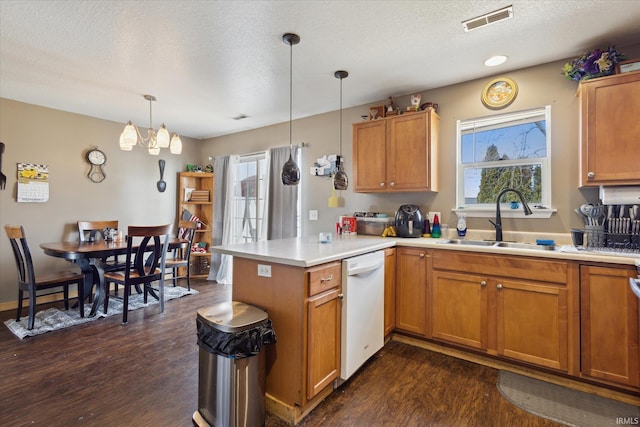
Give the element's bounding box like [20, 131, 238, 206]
[561, 46, 625, 81]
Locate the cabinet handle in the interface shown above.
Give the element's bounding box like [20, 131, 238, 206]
[321, 274, 333, 283]
[338, 293, 344, 299]
[587, 171, 595, 178]
[390, 182, 395, 187]
[380, 182, 385, 187]
[419, 253, 425, 258]
[496, 283, 503, 290]
[480, 280, 487, 287]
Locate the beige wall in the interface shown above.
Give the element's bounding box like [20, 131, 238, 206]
[201, 48, 639, 238]
[0, 99, 201, 304]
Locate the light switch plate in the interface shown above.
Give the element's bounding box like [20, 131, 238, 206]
[257, 264, 272, 278]
[309, 210, 318, 221]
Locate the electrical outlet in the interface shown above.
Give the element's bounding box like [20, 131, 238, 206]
[257, 264, 272, 278]
[309, 210, 318, 221]
[428, 211, 441, 223]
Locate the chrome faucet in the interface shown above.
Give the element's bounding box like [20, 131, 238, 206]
[489, 188, 533, 242]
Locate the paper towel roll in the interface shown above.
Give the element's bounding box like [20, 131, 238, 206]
[599, 186, 640, 205]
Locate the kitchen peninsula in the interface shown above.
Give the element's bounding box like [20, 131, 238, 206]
[213, 236, 395, 423]
[212, 234, 640, 424]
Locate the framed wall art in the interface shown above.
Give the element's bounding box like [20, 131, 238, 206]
[481, 77, 518, 109]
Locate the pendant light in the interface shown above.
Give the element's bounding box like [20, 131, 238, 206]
[281, 33, 301, 186]
[333, 70, 349, 190]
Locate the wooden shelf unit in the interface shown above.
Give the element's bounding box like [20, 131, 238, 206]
[177, 172, 214, 278]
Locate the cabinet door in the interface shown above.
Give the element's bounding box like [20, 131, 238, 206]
[580, 72, 640, 186]
[353, 120, 387, 191]
[307, 288, 341, 399]
[580, 265, 639, 387]
[384, 248, 396, 337]
[387, 112, 430, 191]
[496, 279, 568, 371]
[395, 247, 428, 336]
[430, 271, 488, 350]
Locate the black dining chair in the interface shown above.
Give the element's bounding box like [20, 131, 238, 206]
[103, 224, 172, 324]
[4, 225, 84, 330]
[164, 220, 198, 290]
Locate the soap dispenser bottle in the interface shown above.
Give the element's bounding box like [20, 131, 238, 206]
[456, 212, 467, 238]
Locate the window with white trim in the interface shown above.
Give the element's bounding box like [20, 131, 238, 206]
[456, 106, 552, 216]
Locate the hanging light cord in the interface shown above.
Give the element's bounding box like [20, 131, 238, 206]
[148, 97, 153, 130]
[339, 76, 343, 157]
[289, 39, 293, 152]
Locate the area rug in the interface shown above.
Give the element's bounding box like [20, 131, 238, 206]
[497, 371, 640, 427]
[4, 286, 198, 339]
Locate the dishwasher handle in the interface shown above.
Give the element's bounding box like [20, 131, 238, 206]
[347, 260, 384, 276]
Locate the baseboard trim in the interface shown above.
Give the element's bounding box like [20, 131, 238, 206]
[0, 290, 80, 313]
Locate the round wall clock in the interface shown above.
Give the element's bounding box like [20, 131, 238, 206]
[481, 77, 518, 109]
[86, 148, 106, 183]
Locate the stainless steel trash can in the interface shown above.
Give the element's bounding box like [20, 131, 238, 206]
[194, 301, 275, 427]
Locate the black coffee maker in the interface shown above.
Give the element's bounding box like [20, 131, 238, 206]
[395, 205, 424, 238]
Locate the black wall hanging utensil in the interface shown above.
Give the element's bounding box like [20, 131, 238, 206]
[0, 142, 6, 190]
[157, 159, 166, 192]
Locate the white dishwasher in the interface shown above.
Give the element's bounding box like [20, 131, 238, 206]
[340, 250, 385, 380]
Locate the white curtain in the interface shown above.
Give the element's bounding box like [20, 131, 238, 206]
[208, 155, 229, 281]
[268, 146, 300, 239]
[215, 154, 239, 284]
[258, 151, 271, 241]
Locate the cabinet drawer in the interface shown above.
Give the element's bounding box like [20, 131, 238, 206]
[308, 262, 342, 296]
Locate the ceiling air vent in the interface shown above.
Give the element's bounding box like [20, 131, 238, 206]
[462, 5, 513, 32]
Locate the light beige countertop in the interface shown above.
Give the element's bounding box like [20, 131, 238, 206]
[211, 235, 395, 267]
[212, 230, 640, 268]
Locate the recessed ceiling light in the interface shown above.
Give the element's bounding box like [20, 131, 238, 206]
[484, 55, 508, 67]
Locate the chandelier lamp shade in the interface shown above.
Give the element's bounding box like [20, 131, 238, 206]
[119, 94, 182, 155]
[281, 33, 301, 186]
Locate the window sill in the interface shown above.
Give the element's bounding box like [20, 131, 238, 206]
[452, 207, 556, 219]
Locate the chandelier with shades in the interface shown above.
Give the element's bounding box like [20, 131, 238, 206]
[119, 94, 182, 155]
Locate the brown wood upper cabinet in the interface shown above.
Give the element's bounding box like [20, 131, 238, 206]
[579, 71, 640, 186]
[352, 109, 439, 192]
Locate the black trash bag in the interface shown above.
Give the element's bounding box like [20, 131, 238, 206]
[197, 318, 277, 359]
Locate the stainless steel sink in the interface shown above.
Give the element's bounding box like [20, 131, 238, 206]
[493, 241, 556, 251]
[436, 239, 556, 251]
[436, 239, 495, 246]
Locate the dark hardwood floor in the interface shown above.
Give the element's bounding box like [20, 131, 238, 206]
[0, 279, 559, 426]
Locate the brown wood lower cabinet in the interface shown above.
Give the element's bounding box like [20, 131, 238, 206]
[395, 247, 428, 337]
[232, 257, 342, 424]
[429, 250, 571, 372]
[384, 248, 396, 337]
[580, 264, 639, 388]
[307, 286, 341, 399]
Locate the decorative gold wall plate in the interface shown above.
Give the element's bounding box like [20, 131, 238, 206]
[481, 77, 518, 109]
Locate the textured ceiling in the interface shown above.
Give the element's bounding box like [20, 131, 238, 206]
[1, 0, 640, 139]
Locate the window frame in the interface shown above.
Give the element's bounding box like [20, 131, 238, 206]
[454, 105, 554, 219]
